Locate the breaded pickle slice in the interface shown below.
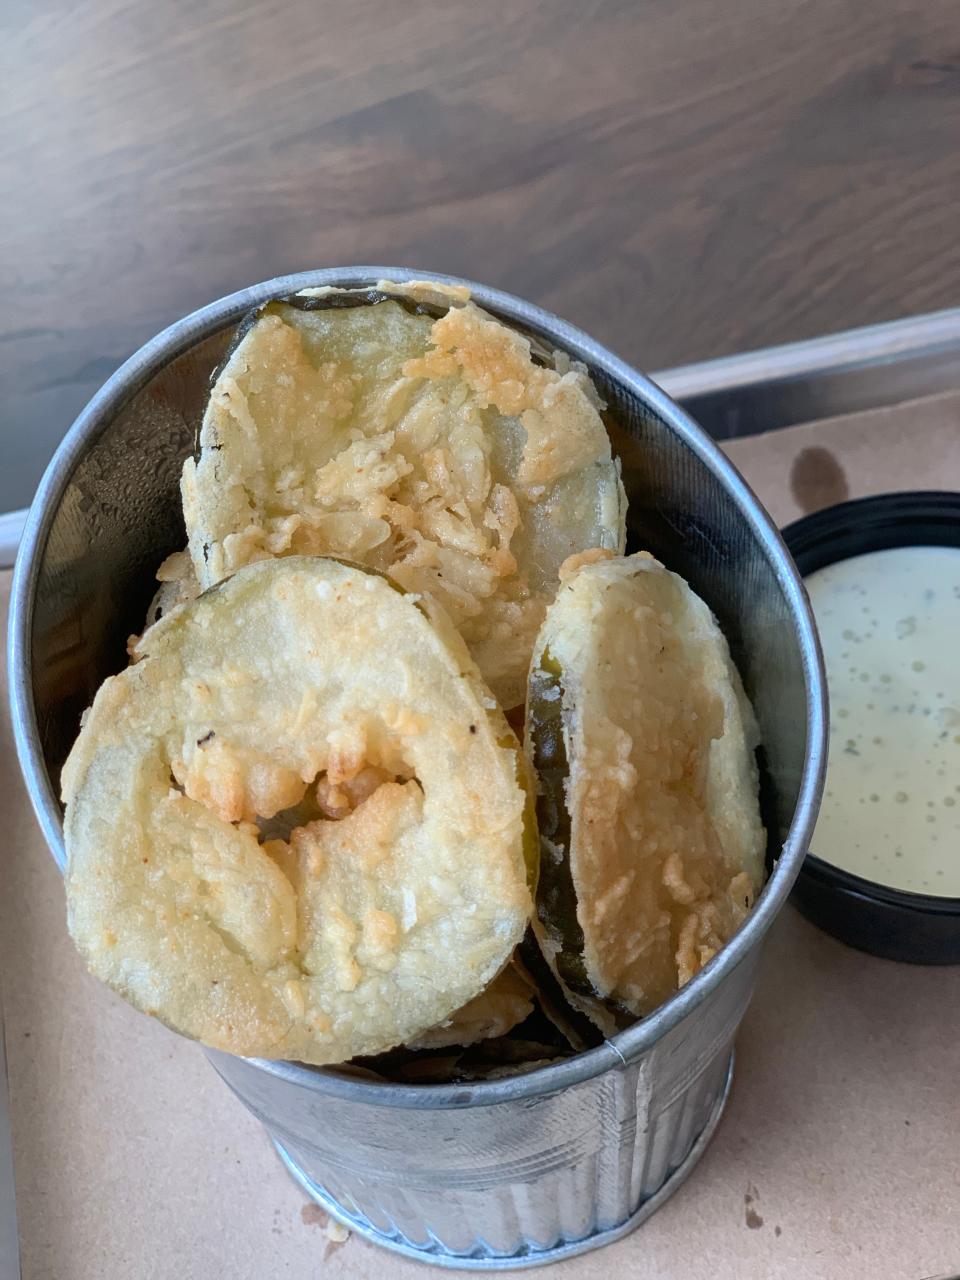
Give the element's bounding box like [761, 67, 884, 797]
[525, 551, 765, 1021]
[181, 282, 625, 708]
[63, 557, 534, 1065]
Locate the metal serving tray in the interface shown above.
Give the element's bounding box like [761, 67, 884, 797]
[3, 305, 960, 571]
[654, 305, 960, 440]
[3, 298, 956, 1272]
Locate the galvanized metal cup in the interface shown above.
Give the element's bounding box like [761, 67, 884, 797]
[8, 269, 826, 1269]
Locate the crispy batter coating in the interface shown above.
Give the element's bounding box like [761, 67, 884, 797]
[407, 961, 534, 1050]
[181, 284, 625, 708]
[127, 551, 200, 656]
[527, 552, 765, 1018]
[63, 558, 532, 1064]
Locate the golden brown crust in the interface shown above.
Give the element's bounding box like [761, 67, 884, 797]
[406, 962, 534, 1050]
[528, 553, 765, 1017]
[182, 285, 625, 708]
[127, 550, 200, 657]
[64, 557, 532, 1065]
[401, 303, 613, 491]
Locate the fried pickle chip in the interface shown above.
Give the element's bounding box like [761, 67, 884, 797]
[128, 550, 200, 656]
[406, 960, 534, 1050]
[63, 557, 533, 1065]
[525, 551, 765, 1021]
[181, 283, 626, 708]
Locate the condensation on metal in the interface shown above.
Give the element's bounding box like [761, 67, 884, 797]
[7, 267, 827, 1268]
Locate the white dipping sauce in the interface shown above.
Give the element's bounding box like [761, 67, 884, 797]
[806, 544, 960, 895]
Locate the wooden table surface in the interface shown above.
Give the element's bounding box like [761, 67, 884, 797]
[3, 0, 960, 510]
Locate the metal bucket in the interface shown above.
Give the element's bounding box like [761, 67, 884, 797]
[8, 268, 826, 1269]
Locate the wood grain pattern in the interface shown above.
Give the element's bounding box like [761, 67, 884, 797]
[2, 0, 960, 507]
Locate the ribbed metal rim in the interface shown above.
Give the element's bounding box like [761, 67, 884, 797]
[8, 266, 827, 1108]
[272, 1052, 735, 1267]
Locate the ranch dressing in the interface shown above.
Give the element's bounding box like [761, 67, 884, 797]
[805, 544, 960, 895]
